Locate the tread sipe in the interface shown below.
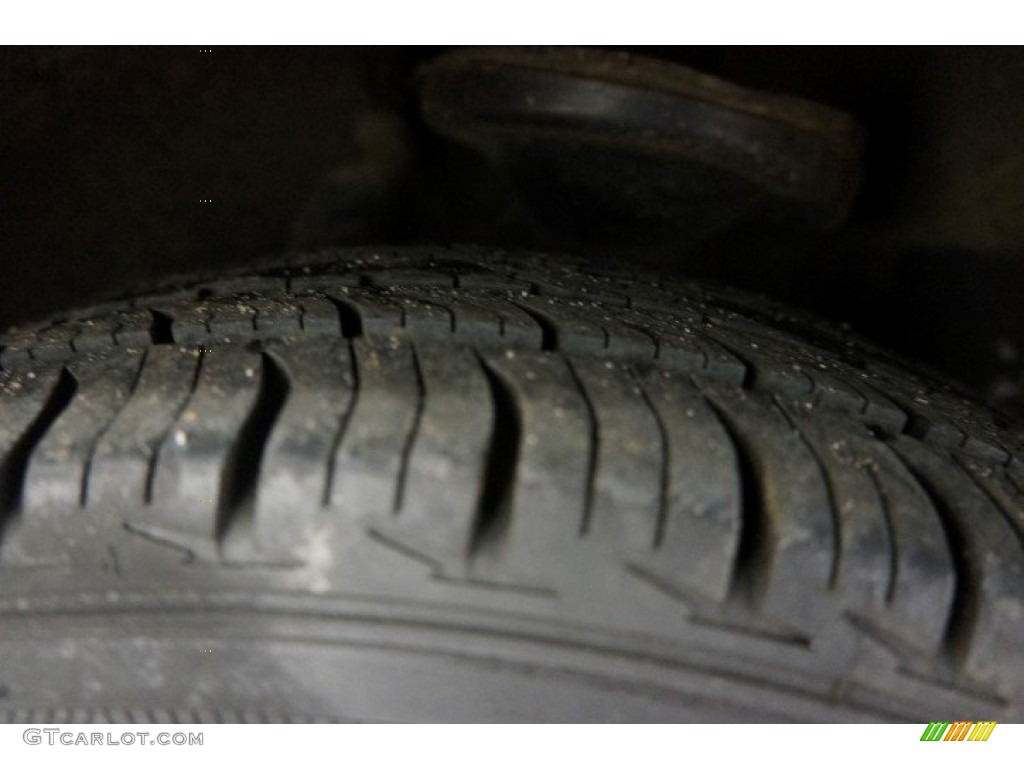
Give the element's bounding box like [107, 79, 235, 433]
[0, 246, 1022, 722]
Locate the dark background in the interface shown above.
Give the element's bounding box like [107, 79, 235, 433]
[1, 46, 1022, 419]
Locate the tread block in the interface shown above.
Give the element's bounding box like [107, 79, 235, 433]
[23, 350, 144, 511]
[532, 279, 630, 308]
[288, 271, 361, 294]
[690, 335, 748, 386]
[294, 295, 344, 336]
[329, 337, 420, 521]
[398, 296, 460, 338]
[358, 292, 455, 338]
[203, 297, 259, 337]
[780, 407, 957, 652]
[454, 273, 533, 293]
[30, 324, 80, 362]
[247, 339, 355, 560]
[327, 291, 403, 336]
[516, 296, 608, 354]
[570, 359, 661, 551]
[109, 309, 158, 348]
[192, 275, 289, 296]
[807, 369, 866, 414]
[454, 294, 545, 348]
[890, 436, 1024, 697]
[67, 315, 121, 353]
[0, 337, 33, 366]
[850, 380, 910, 433]
[364, 269, 455, 289]
[249, 296, 303, 337]
[868, 361, 1011, 461]
[701, 386, 835, 629]
[136, 345, 265, 553]
[636, 370, 742, 603]
[707, 326, 814, 398]
[618, 308, 707, 373]
[708, 316, 901, 425]
[776, 410, 892, 606]
[599, 319, 658, 362]
[425, 294, 503, 339]
[377, 342, 495, 566]
[0, 366, 67, 522]
[89, 346, 201, 508]
[148, 298, 214, 343]
[850, 432, 956, 652]
[480, 350, 590, 562]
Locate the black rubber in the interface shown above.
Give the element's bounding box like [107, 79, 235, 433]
[0, 246, 1022, 723]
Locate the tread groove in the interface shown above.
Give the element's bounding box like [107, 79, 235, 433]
[512, 303, 558, 351]
[216, 352, 291, 541]
[147, 309, 175, 345]
[0, 367, 78, 521]
[392, 343, 426, 514]
[325, 295, 364, 338]
[144, 350, 206, 504]
[955, 456, 1024, 550]
[563, 357, 600, 536]
[470, 356, 521, 556]
[78, 350, 149, 507]
[700, 393, 765, 602]
[632, 368, 670, 549]
[880, 439, 972, 665]
[621, 321, 661, 359]
[416, 298, 457, 333]
[861, 462, 899, 604]
[774, 398, 842, 590]
[709, 336, 756, 389]
[321, 340, 361, 507]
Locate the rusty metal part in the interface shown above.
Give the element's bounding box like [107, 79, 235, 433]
[419, 47, 864, 238]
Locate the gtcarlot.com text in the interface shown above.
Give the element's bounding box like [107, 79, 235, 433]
[23, 729, 203, 746]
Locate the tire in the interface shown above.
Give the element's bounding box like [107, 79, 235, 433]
[0, 246, 1021, 723]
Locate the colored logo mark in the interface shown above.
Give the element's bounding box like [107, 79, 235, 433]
[920, 721, 997, 741]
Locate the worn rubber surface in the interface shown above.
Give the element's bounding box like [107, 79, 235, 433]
[0, 246, 1022, 723]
